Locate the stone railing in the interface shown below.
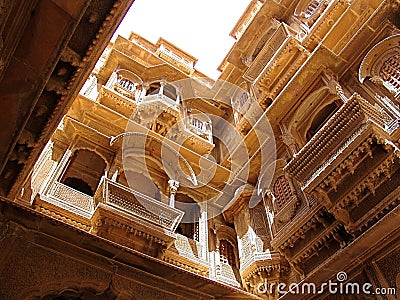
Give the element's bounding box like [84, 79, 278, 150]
[142, 93, 179, 108]
[45, 181, 94, 218]
[286, 94, 386, 183]
[97, 86, 137, 117]
[157, 45, 194, 71]
[230, 0, 263, 40]
[216, 262, 241, 287]
[94, 177, 184, 232]
[174, 234, 203, 259]
[113, 80, 137, 100]
[187, 115, 213, 143]
[243, 22, 294, 82]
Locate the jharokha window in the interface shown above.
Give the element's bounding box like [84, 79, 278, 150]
[379, 54, 400, 95]
[219, 239, 236, 267]
[273, 175, 292, 210]
[359, 35, 400, 97]
[60, 149, 106, 196]
[295, 0, 329, 28]
[306, 101, 341, 141]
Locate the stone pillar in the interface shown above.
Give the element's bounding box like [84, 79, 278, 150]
[175, 85, 182, 105]
[168, 179, 179, 207]
[159, 78, 167, 97]
[280, 125, 298, 156]
[326, 73, 348, 102]
[198, 202, 209, 260]
[139, 82, 149, 101]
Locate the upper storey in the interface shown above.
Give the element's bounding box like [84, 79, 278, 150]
[97, 33, 204, 84]
[80, 34, 218, 156]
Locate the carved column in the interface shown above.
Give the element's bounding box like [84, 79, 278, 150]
[326, 72, 348, 102]
[139, 82, 149, 101]
[168, 179, 179, 207]
[280, 125, 298, 156]
[159, 78, 166, 97]
[175, 85, 182, 105]
[198, 202, 209, 260]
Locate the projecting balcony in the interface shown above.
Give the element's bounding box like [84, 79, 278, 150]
[97, 85, 137, 118]
[243, 22, 308, 97]
[91, 177, 184, 256]
[42, 180, 94, 220]
[179, 111, 215, 155]
[240, 250, 289, 294]
[285, 94, 393, 192]
[163, 234, 210, 276]
[93, 177, 183, 232]
[38, 176, 184, 256]
[140, 93, 181, 116]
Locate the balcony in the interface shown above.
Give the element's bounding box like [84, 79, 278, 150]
[140, 93, 181, 115]
[42, 180, 94, 219]
[243, 22, 308, 97]
[157, 45, 195, 73]
[93, 177, 183, 232]
[178, 111, 215, 155]
[91, 177, 184, 256]
[97, 86, 137, 118]
[113, 79, 138, 100]
[37, 176, 184, 257]
[240, 250, 289, 295]
[186, 115, 213, 143]
[163, 234, 210, 276]
[286, 94, 388, 190]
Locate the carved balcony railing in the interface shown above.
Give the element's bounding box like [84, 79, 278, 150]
[243, 22, 298, 83]
[216, 262, 241, 287]
[243, 22, 308, 98]
[286, 94, 388, 187]
[113, 79, 138, 100]
[45, 181, 94, 218]
[140, 93, 181, 117]
[97, 86, 137, 118]
[162, 233, 210, 276]
[94, 177, 184, 232]
[186, 114, 213, 144]
[157, 45, 195, 72]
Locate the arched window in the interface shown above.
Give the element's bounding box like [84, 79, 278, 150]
[379, 54, 400, 94]
[62, 177, 93, 195]
[175, 195, 200, 241]
[219, 239, 236, 267]
[273, 176, 292, 210]
[306, 101, 340, 141]
[359, 35, 400, 97]
[61, 149, 106, 196]
[147, 82, 161, 95]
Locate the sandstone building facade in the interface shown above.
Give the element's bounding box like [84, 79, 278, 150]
[1, 0, 400, 299]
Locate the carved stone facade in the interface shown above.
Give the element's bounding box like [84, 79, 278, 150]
[1, 0, 400, 299]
